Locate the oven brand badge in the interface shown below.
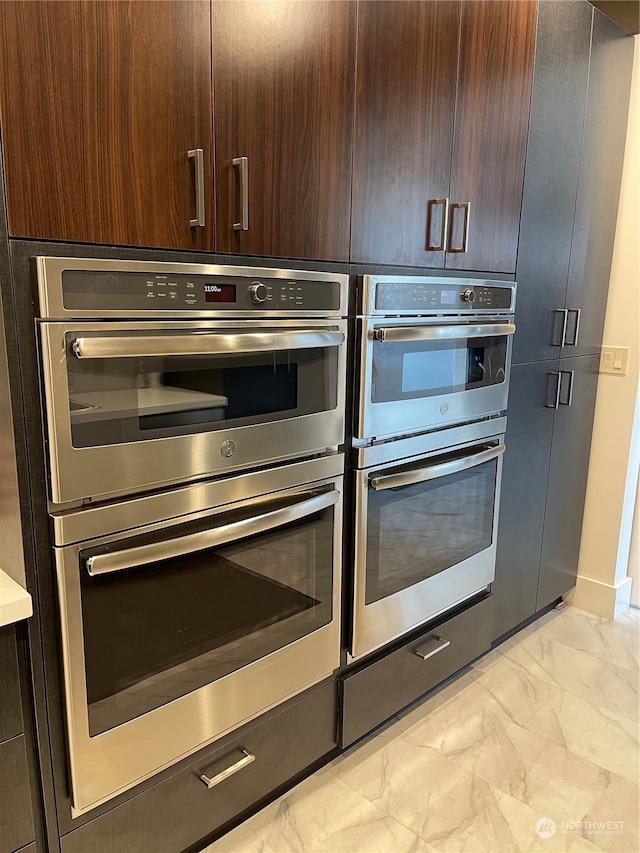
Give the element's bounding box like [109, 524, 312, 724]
[220, 440, 237, 458]
[440, 402, 449, 415]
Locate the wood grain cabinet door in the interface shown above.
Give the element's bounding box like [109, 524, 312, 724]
[0, 1, 214, 251]
[350, 0, 460, 267]
[446, 0, 537, 273]
[212, 1, 355, 261]
[351, 0, 536, 272]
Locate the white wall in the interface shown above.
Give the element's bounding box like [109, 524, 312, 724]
[569, 34, 640, 618]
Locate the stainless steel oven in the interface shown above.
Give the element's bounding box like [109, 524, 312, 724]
[36, 257, 348, 506]
[52, 454, 343, 816]
[356, 275, 515, 442]
[350, 419, 505, 660]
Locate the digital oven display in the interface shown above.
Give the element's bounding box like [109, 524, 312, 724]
[440, 289, 458, 306]
[204, 283, 236, 303]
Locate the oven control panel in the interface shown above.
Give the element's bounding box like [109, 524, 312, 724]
[57, 270, 342, 314]
[366, 276, 515, 315]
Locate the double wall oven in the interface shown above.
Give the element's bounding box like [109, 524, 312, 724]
[350, 275, 515, 661]
[35, 258, 348, 815]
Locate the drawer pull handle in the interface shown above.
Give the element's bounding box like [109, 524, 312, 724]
[413, 636, 451, 661]
[200, 749, 255, 789]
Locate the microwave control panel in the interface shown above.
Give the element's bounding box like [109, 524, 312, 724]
[368, 278, 515, 315]
[59, 270, 342, 313]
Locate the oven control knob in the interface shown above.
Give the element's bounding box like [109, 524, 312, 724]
[461, 288, 476, 304]
[250, 282, 269, 304]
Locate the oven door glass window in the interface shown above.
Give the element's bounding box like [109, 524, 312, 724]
[371, 334, 507, 403]
[65, 329, 339, 448]
[79, 488, 335, 736]
[365, 450, 497, 605]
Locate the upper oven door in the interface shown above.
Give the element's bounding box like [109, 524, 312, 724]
[39, 319, 347, 504]
[356, 317, 515, 442]
[351, 437, 504, 661]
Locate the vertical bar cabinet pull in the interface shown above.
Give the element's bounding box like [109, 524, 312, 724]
[426, 198, 450, 251]
[546, 371, 562, 409]
[187, 149, 205, 228]
[448, 202, 471, 253]
[565, 308, 581, 347]
[559, 370, 575, 407]
[552, 308, 568, 347]
[233, 156, 249, 231]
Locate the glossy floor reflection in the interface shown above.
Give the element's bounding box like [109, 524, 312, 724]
[203, 605, 639, 853]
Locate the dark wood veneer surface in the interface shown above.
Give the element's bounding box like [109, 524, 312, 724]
[0, 736, 35, 853]
[0, 626, 23, 744]
[447, 0, 537, 273]
[212, 1, 355, 261]
[0, 1, 213, 251]
[350, 0, 460, 267]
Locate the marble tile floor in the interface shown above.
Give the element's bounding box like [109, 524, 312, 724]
[203, 605, 639, 853]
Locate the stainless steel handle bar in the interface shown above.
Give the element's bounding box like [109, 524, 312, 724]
[370, 444, 505, 491]
[71, 329, 344, 359]
[374, 323, 515, 343]
[85, 490, 340, 576]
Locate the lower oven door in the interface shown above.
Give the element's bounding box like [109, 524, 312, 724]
[53, 457, 343, 816]
[350, 437, 504, 661]
[357, 316, 514, 441]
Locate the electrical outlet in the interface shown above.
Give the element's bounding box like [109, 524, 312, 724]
[600, 346, 630, 376]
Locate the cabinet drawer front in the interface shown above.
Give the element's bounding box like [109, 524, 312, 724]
[60, 682, 337, 853]
[340, 596, 493, 748]
[0, 736, 35, 853]
[0, 626, 23, 743]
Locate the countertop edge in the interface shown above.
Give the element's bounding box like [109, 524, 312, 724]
[0, 568, 33, 626]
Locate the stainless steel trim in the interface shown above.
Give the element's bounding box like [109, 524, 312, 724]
[427, 198, 449, 251]
[233, 156, 249, 231]
[370, 444, 505, 491]
[52, 453, 344, 546]
[565, 308, 581, 347]
[359, 275, 516, 318]
[413, 636, 451, 661]
[553, 308, 568, 347]
[200, 749, 255, 789]
[353, 417, 507, 470]
[71, 329, 345, 360]
[559, 370, 575, 407]
[35, 258, 349, 320]
[85, 490, 340, 576]
[374, 322, 516, 343]
[448, 202, 471, 253]
[546, 372, 562, 409]
[187, 148, 205, 227]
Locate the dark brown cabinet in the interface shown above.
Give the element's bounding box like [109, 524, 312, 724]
[350, 0, 536, 272]
[0, 1, 214, 251]
[212, 0, 356, 261]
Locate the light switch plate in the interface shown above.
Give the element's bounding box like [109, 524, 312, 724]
[600, 346, 630, 376]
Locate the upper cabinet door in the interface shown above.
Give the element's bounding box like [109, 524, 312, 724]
[0, 1, 214, 251]
[350, 1, 460, 267]
[447, 0, 537, 273]
[351, 0, 536, 272]
[212, 1, 356, 262]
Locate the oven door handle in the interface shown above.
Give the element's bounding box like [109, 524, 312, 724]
[373, 323, 516, 343]
[71, 329, 345, 359]
[84, 490, 340, 576]
[370, 444, 505, 491]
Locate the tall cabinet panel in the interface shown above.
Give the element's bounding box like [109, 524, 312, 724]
[493, 2, 634, 642]
[212, 1, 355, 261]
[537, 355, 600, 608]
[350, 0, 536, 272]
[0, 1, 214, 251]
[564, 11, 635, 358]
[511, 1, 592, 365]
